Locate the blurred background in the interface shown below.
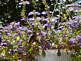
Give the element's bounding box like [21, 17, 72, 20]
[0, 0, 80, 26]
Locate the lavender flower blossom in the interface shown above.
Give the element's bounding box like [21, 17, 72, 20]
[1, 41, 11, 46]
[18, 40, 22, 46]
[70, 22, 79, 28]
[43, 23, 51, 30]
[18, 32, 23, 36]
[77, 35, 81, 41]
[9, 49, 15, 55]
[41, 11, 48, 15]
[18, 47, 24, 54]
[19, 27, 27, 31]
[69, 38, 76, 44]
[28, 12, 40, 16]
[6, 32, 11, 36]
[36, 17, 42, 21]
[44, 18, 50, 22]
[13, 33, 19, 39]
[27, 30, 32, 37]
[53, 17, 59, 23]
[20, 18, 26, 21]
[40, 31, 47, 37]
[78, 43, 81, 48]
[19, 1, 30, 5]
[53, 29, 61, 33]
[15, 22, 20, 26]
[59, 26, 64, 30]
[28, 18, 35, 21]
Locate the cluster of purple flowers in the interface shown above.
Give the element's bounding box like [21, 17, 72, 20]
[0, 1, 81, 60]
[68, 35, 81, 49]
[0, 13, 81, 61]
[0, 21, 53, 60]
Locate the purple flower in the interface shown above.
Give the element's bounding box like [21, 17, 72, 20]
[59, 26, 64, 30]
[53, 29, 61, 33]
[19, 27, 27, 31]
[19, 2, 23, 5]
[41, 11, 48, 15]
[6, 32, 11, 36]
[28, 18, 35, 21]
[8, 25, 13, 29]
[70, 45, 75, 49]
[18, 47, 23, 54]
[44, 18, 49, 22]
[35, 12, 40, 15]
[67, 21, 72, 25]
[73, 16, 81, 20]
[70, 22, 79, 28]
[18, 5, 21, 8]
[36, 17, 42, 21]
[19, 1, 30, 5]
[20, 18, 26, 21]
[72, 17, 75, 20]
[11, 27, 17, 31]
[30, 22, 34, 27]
[9, 49, 15, 55]
[18, 40, 22, 46]
[53, 17, 59, 23]
[18, 32, 23, 36]
[1, 41, 11, 46]
[41, 41, 50, 50]
[15, 22, 20, 26]
[44, 23, 51, 28]
[41, 46, 47, 50]
[69, 38, 76, 44]
[40, 31, 47, 36]
[28, 12, 40, 16]
[24, 1, 30, 4]
[13, 33, 18, 39]
[27, 30, 32, 37]
[28, 12, 34, 16]
[78, 43, 81, 48]
[77, 35, 81, 41]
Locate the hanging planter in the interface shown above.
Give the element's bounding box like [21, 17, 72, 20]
[36, 49, 72, 61]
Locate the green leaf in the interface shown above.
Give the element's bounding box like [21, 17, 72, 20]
[8, 45, 13, 49]
[16, 36, 20, 41]
[29, 47, 33, 54]
[80, 49, 81, 53]
[42, 50, 46, 57]
[22, 41, 26, 46]
[13, 53, 18, 60]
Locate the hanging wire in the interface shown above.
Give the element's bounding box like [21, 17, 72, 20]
[51, 0, 58, 17]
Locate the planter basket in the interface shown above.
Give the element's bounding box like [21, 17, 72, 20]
[36, 50, 72, 61]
